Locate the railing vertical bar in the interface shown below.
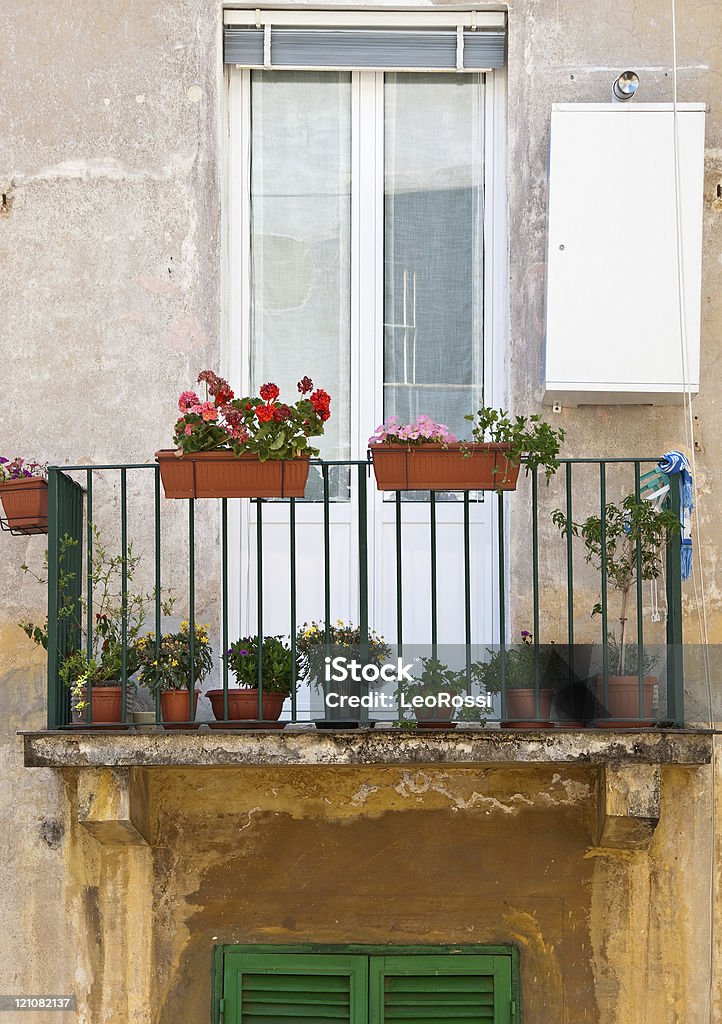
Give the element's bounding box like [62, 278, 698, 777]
[531, 468, 541, 719]
[84, 471, 93, 726]
[357, 466, 369, 725]
[221, 498, 229, 722]
[395, 491, 403, 652]
[565, 463, 575, 683]
[154, 467, 162, 725]
[600, 462, 609, 713]
[64, 477, 84, 729]
[256, 498, 264, 720]
[430, 491, 438, 655]
[120, 468, 128, 723]
[634, 463, 645, 720]
[463, 492, 472, 686]
[323, 465, 331, 648]
[289, 497, 297, 722]
[666, 481, 684, 725]
[498, 492, 506, 720]
[188, 498, 196, 723]
[85, 471, 93, 665]
[47, 470, 60, 728]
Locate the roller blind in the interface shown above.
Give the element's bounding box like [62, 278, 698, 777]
[223, 16, 506, 71]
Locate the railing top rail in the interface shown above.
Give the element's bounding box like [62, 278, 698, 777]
[49, 455, 665, 474]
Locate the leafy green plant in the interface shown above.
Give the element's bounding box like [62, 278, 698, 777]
[225, 635, 300, 695]
[136, 621, 213, 693]
[465, 407, 565, 482]
[20, 526, 164, 707]
[472, 632, 569, 693]
[552, 496, 681, 674]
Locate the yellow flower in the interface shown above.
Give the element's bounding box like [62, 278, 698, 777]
[152, 660, 158, 667]
[200, 637, 208, 645]
[171, 659, 178, 667]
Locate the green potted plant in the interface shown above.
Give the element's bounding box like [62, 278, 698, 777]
[473, 631, 558, 728]
[20, 528, 157, 724]
[207, 635, 299, 728]
[552, 495, 681, 724]
[368, 408, 565, 493]
[136, 621, 213, 729]
[156, 370, 332, 499]
[296, 620, 390, 727]
[0, 456, 48, 534]
[399, 656, 469, 729]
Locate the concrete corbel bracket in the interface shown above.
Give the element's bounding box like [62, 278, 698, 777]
[596, 764, 661, 850]
[76, 767, 151, 846]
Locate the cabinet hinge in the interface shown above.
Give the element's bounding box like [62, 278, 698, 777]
[510, 999, 517, 1018]
[219, 997, 225, 1024]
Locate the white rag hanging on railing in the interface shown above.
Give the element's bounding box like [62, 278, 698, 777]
[658, 450, 694, 581]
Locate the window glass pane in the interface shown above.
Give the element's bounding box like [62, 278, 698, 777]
[250, 71, 351, 497]
[383, 72, 485, 441]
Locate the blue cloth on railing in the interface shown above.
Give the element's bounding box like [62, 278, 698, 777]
[658, 450, 693, 581]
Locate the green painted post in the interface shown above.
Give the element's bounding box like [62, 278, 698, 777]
[666, 481, 684, 725]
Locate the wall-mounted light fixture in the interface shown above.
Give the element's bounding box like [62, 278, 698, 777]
[612, 70, 640, 101]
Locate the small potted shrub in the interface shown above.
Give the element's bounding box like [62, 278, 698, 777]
[136, 621, 213, 729]
[207, 635, 299, 728]
[473, 631, 558, 728]
[0, 457, 48, 534]
[156, 371, 331, 499]
[296, 620, 390, 727]
[20, 528, 157, 724]
[552, 495, 681, 724]
[399, 656, 469, 729]
[368, 407, 564, 493]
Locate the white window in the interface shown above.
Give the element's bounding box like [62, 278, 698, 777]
[223, 11, 507, 647]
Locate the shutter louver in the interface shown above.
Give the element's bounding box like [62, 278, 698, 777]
[370, 955, 511, 1024]
[383, 973, 495, 1021]
[223, 953, 368, 1024]
[241, 972, 352, 1022]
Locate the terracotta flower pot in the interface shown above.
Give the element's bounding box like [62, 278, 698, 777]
[593, 675, 656, 726]
[0, 478, 48, 534]
[413, 705, 458, 730]
[160, 688, 201, 730]
[502, 687, 554, 728]
[369, 443, 520, 492]
[76, 686, 124, 725]
[206, 688, 286, 728]
[155, 450, 310, 499]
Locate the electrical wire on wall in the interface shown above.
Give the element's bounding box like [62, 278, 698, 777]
[670, 3, 717, 1017]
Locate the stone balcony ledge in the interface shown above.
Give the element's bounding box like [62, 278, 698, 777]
[22, 726, 714, 769]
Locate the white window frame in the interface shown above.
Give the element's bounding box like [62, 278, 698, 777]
[219, 13, 509, 643]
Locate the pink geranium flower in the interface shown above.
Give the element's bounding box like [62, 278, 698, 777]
[178, 390, 200, 411]
[200, 401, 218, 422]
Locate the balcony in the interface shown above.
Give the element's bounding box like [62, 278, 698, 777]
[23, 455, 690, 738]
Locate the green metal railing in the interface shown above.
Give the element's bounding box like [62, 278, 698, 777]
[45, 457, 685, 730]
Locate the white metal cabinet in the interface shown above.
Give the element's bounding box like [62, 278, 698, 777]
[543, 103, 705, 405]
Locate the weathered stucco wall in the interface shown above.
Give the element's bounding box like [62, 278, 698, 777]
[1, 0, 721, 1020]
[15, 761, 711, 1024]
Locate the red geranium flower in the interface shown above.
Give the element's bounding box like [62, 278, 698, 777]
[297, 376, 313, 395]
[256, 405, 275, 422]
[259, 382, 280, 402]
[310, 389, 331, 414]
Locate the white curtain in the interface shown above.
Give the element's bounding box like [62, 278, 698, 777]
[384, 73, 485, 440]
[250, 71, 352, 468]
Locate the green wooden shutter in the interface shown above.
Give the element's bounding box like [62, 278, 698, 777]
[368, 955, 512, 1024]
[223, 953, 369, 1024]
